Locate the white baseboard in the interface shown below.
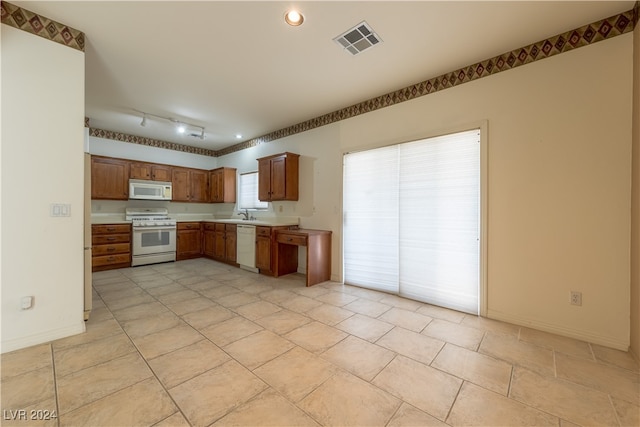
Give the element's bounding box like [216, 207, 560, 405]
[486, 309, 629, 351]
[1, 322, 86, 354]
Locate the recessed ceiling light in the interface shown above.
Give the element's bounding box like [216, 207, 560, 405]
[177, 123, 186, 134]
[235, 134, 243, 139]
[284, 9, 304, 26]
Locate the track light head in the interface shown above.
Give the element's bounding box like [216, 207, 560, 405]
[134, 109, 207, 142]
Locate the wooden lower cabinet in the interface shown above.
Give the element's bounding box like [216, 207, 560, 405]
[177, 222, 202, 260]
[255, 225, 290, 275]
[256, 226, 273, 272]
[92, 224, 131, 271]
[202, 222, 237, 264]
[203, 223, 216, 258]
[274, 229, 332, 286]
[225, 225, 237, 263]
[211, 223, 237, 264]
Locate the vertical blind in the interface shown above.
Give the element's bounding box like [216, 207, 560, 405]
[343, 145, 399, 293]
[238, 172, 268, 210]
[343, 129, 480, 314]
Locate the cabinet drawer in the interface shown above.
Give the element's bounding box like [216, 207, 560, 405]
[92, 224, 130, 234]
[203, 223, 216, 231]
[225, 224, 237, 232]
[92, 233, 130, 245]
[276, 233, 307, 246]
[92, 253, 130, 268]
[256, 226, 271, 237]
[92, 243, 130, 256]
[178, 222, 201, 230]
[215, 223, 226, 232]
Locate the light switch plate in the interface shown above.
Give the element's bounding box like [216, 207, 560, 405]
[50, 203, 71, 217]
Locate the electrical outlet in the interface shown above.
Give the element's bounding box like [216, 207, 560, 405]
[570, 291, 582, 306]
[21, 296, 33, 310]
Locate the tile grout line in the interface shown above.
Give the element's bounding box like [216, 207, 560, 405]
[607, 394, 623, 427]
[119, 264, 338, 427]
[98, 270, 198, 426]
[49, 342, 61, 427]
[442, 379, 465, 425]
[56, 282, 178, 423]
[98, 270, 198, 425]
[67, 260, 640, 426]
[145, 265, 345, 426]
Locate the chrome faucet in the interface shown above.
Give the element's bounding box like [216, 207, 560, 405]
[237, 209, 250, 220]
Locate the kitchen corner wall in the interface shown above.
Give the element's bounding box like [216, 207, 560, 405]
[216, 125, 344, 280]
[1, 25, 85, 352]
[630, 13, 640, 360]
[218, 32, 634, 350]
[89, 136, 217, 171]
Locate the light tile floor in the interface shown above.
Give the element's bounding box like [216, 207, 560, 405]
[1, 258, 639, 426]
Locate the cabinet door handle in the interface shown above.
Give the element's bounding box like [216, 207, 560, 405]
[106, 227, 116, 231]
[106, 237, 116, 241]
[107, 247, 116, 252]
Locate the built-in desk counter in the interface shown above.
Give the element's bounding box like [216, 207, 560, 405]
[274, 229, 332, 286]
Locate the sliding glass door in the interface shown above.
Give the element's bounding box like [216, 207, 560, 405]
[343, 129, 481, 314]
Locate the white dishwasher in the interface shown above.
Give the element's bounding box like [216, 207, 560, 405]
[236, 225, 258, 272]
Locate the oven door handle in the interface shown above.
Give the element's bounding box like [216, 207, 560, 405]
[133, 226, 177, 233]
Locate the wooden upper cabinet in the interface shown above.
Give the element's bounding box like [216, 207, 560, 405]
[258, 158, 272, 202]
[91, 156, 129, 200]
[257, 152, 299, 201]
[172, 167, 209, 202]
[129, 162, 151, 180]
[130, 162, 172, 181]
[151, 164, 172, 181]
[209, 167, 237, 203]
[190, 169, 209, 202]
[91, 155, 222, 203]
[171, 167, 190, 202]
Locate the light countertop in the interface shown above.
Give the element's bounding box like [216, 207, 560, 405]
[91, 213, 299, 227]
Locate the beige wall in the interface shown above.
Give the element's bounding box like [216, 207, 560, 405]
[337, 34, 633, 350]
[96, 29, 634, 350]
[215, 33, 636, 349]
[1, 26, 86, 352]
[630, 15, 640, 358]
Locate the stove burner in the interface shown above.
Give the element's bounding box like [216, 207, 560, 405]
[126, 208, 176, 228]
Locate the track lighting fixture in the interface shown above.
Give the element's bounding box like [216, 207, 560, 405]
[133, 109, 205, 140]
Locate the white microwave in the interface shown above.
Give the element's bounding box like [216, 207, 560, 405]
[129, 179, 172, 201]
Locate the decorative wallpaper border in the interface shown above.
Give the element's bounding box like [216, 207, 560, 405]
[9, 1, 633, 157]
[89, 128, 217, 158]
[216, 6, 637, 157]
[1, 1, 85, 52]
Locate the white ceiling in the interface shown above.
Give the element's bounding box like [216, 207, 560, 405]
[13, 1, 635, 152]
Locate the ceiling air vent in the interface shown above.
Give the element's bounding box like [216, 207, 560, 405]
[334, 21, 382, 56]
